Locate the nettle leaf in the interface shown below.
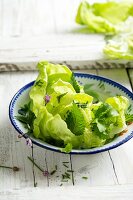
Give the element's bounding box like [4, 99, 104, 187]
[70, 73, 80, 93]
[57, 92, 67, 103]
[65, 103, 85, 136]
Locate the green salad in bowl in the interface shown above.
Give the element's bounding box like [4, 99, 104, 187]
[11, 61, 133, 153]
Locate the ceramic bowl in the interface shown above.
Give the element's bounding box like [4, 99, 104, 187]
[9, 73, 133, 154]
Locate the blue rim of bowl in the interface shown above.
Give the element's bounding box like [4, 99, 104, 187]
[9, 73, 133, 154]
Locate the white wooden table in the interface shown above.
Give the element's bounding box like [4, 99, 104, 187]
[0, 0, 133, 199]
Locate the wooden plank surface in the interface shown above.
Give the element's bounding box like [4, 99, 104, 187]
[1, 185, 133, 200]
[0, 0, 132, 66]
[0, 0, 133, 198]
[1, 68, 133, 193]
[98, 69, 133, 185]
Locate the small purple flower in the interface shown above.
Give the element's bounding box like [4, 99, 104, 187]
[26, 138, 32, 147]
[43, 170, 49, 177]
[44, 94, 51, 104]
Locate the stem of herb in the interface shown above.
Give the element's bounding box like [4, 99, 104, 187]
[63, 163, 69, 168]
[27, 156, 44, 172]
[67, 170, 74, 173]
[0, 166, 19, 172]
[82, 176, 88, 180]
[0, 166, 13, 169]
[50, 170, 56, 175]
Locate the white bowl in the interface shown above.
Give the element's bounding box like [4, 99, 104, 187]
[9, 73, 133, 154]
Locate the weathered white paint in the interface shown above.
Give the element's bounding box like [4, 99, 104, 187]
[0, 0, 133, 198]
[98, 69, 133, 185]
[1, 69, 133, 193]
[1, 185, 133, 200]
[0, 0, 132, 66]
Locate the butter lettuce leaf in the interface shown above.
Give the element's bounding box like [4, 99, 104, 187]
[29, 62, 48, 116]
[104, 23, 133, 59]
[75, 1, 133, 34]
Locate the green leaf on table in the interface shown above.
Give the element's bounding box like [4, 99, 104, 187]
[104, 26, 133, 60]
[75, 1, 133, 34]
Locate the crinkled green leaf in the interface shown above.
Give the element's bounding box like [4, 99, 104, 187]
[75, 1, 133, 34]
[65, 103, 86, 136]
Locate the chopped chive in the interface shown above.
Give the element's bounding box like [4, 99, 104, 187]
[60, 183, 63, 186]
[50, 170, 56, 175]
[82, 176, 88, 180]
[65, 172, 70, 177]
[27, 156, 44, 172]
[62, 172, 70, 179]
[62, 174, 69, 180]
[0, 166, 13, 170]
[34, 182, 38, 187]
[0, 166, 19, 172]
[62, 162, 69, 164]
[62, 174, 66, 179]
[63, 163, 69, 168]
[61, 179, 68, 182]
[67, 170, 74, 173]
[55, 165, 57, 170]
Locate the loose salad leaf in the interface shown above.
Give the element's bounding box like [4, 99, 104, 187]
[75, 1, 133, 34]
[16, 62, 131, 153]
[75, 1, 133, 60]
[104, 25, 133, 59]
